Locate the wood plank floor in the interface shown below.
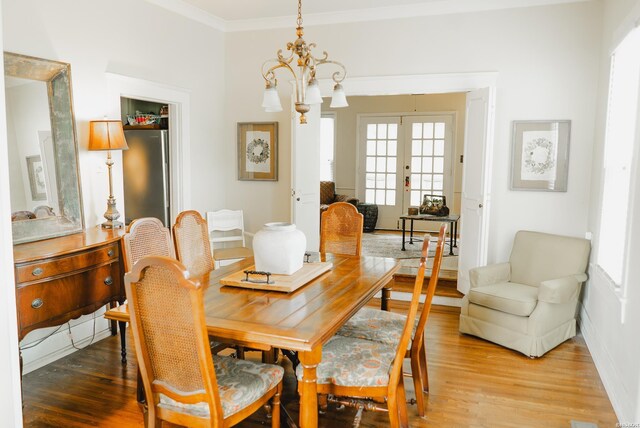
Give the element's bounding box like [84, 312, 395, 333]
[22, 304, 617, 427]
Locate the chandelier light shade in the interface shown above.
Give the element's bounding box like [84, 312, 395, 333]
[261, 0, 348, 124]
[88, 120, 128, 229]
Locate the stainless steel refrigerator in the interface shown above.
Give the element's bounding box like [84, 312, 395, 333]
[123, 129, 170, 226]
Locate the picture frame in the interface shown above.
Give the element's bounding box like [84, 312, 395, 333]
[237, 122, 278, 181]
[26, 155, 47, 200]
[510, 120, 571, 192]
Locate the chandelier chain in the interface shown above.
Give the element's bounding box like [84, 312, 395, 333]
[297, 0, 303, 28]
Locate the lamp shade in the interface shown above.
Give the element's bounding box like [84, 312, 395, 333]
[88, 120, 128, 151]
[305, 79, 323, 105]
[330, 83, 348, 108]
[262, 85, 283, 112]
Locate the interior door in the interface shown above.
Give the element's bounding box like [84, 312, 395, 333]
[292, 105, 321, 251]
[457, 88, 494, 294]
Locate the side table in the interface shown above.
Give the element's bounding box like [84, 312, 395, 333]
[357, 203, 378, 233]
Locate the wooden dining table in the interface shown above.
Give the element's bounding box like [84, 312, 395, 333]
[106, 253, 400, 427]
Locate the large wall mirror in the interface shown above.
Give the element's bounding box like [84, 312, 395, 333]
[4, 52, 84, 244]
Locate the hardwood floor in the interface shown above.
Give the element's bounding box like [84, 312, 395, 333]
[22, 304, 617, 427]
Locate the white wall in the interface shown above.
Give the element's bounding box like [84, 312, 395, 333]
[2, 0, 227, 370]
[0, 0, 25, 422]
[225, 2, 601, 259]
[581, 0, 640, 423]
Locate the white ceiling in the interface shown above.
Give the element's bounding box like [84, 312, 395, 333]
[145, 0, 589, 32]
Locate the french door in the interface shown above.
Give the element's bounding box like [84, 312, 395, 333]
[358, 114, 454, 230]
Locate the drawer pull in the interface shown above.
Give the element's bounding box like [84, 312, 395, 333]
[107, 249, 115, 257]
[32, 267, 43, 276]
[104, 276, 114, 286]
[31, 298, 43, 309]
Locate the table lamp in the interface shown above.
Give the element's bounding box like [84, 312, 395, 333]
[88, 120, 128, 229]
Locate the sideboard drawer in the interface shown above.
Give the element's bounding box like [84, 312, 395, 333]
[15, 243, 119, 284]
[16, 263, 120, 331]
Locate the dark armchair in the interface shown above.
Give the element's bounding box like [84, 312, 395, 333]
[320, 181, 358, 215]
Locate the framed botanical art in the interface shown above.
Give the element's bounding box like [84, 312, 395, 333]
[237, 122, 278, 181]
[510, 120, 571, 191]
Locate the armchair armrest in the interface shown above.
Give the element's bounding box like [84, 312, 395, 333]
[469, 262, 511, 288]
[335, 195, 359, 206]
[538, 276, 582, 304]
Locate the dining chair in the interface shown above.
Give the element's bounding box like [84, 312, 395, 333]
[173, 210, 214, 277]
[206, 209, 253, 268]
[123, 217, 176, 272]
[296, 235, 433, 427]
[125, 255, 283, 428]
[319, 201, 364, 256]
[334, 224, 446, 418]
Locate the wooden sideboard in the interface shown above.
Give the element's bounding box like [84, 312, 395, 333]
[13, 227, 126, 342]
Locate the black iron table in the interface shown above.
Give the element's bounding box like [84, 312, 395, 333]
[400, 213, 460, 256]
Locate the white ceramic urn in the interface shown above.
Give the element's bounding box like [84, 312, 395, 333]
[253, 222, 307, 275]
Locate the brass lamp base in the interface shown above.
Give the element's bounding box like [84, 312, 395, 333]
[102, 195, 124, 229]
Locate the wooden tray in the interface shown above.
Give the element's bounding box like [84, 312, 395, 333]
[220, 262, 333, 293]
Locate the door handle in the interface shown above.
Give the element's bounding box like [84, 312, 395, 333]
[479, 203, 483, 208]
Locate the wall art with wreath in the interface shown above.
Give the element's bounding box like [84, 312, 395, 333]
[237, 122, 278, 181]
[510, 120, 570, 192]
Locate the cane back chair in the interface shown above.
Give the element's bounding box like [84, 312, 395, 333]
[173, 210, 215, 278]
[123, 217, 175, 272]
[125, 256, 283, 427]
[319, 202, 364, 256]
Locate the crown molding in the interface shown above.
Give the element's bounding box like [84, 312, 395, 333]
[144, 0, 591, 33]
[143, 0, 226, 31]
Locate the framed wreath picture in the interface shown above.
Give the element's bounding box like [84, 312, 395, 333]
[237, 122, 278, 181]
[510, 120, 570, 192]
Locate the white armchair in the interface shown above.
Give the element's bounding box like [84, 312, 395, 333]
[459, 230, 590, 357]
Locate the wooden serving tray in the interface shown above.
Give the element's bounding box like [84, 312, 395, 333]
[220, 262, 333, 293]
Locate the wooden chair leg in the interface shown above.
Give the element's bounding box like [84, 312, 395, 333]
[397, 377, 409, 427]
[419, 342, 429, 393]
[319, 393, 329, 413]
[271, 383, 282, 428]
[387, 389, 400, 428]
[236, 346, 245, 360]
[410, 352, 425, 417]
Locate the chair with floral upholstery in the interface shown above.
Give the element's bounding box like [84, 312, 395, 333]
[125, 255, 283, 428]
[296, 235, 433, 427]
[173, 210, 214, 278]
[335, 224, 446, 417]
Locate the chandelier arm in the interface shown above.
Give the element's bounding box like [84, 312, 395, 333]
[315, 59, 347, 84]
[261, 60, 296, 83]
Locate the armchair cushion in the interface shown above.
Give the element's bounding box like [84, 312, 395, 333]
[320, 181, 359, 209]
[468, 282, 539, 316]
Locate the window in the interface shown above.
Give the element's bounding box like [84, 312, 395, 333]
[409, 121, 446, 206]
[597, 26, 640, 286]
[320, 114, 336, 181]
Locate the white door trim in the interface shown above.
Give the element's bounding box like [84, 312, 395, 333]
[106, 73, 191, 224]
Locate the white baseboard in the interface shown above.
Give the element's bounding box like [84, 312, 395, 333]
[374, 290, 462, 307]
[21, 317, 113, 374]
[579, 303, 625, 423]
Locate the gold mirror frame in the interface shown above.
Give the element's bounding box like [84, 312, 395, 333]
[5, 52, 84, 244]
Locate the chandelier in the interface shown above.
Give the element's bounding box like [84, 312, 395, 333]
[261, 0, 348, 124]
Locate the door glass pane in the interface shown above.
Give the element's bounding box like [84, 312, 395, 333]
[434, 122, 445, 138]
[375, 174, 385, 188]
[411, 174, 421, 189]
[434, 140, 445, 156]
[366, 157, 375, 172]
[423, 159, 433, 173]
[387, 157, 397, 173]
[386, 174, 396, 188]
[434, 157, 444, 173]
[412, 123, 422, 138]
[411, 191, 421, 206]
[433, 176, 443, 190]
[376, 157, 386, 172]
[422, 123, 434, 139]
[377, 140, 387, 156]
[388, 140, 397, 156]
[412, 140, 422, 156]
[388, 124, 398, 139]
[423, 141, 433, 156]
[366, 189, 375, 203]
[411, 157, 422, 172]
[367, 140, 376, 155]
[386, 190, 396, 205]
[421, 174, 432, 189]
[366, 173, 375, 188]
[377, 124, 387, 139]
[375, 189, 385, 204]
[367, 124, 377, 139]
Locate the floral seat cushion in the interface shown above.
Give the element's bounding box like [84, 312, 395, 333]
[295, 335, 396, 387]
[337, 307, 415, 346]
[159, 355, 283, 418]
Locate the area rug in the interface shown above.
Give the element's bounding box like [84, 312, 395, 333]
[361, 232, 458, 260]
